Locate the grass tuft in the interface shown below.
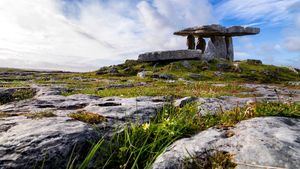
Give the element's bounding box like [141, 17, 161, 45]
[68, 110, 107, 124]
[183, 150, 237, 169]
[0, 88, 36, 105]
[25, 110, 57, 119]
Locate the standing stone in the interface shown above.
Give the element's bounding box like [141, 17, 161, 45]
[196, 37, 206, 53]
[186, 35, 195, 50]
[225, 36, 234, 61]
[211, 36, 227, 59]
[204, 39, 217, 60]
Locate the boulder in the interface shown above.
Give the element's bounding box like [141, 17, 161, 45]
[0, 87, 166, 169]
[152, 117, 300, 169]
[138, 50, 202, 62]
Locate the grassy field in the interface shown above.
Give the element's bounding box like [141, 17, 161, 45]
[1, 59, 299, 99]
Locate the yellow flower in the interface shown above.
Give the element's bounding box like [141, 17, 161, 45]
[142, 123, 150, 131]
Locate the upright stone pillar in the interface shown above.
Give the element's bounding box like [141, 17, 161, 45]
[211, 36, 227, 59]
[187, 35, 195, 50]
[196, 37, 206, 53]
[225, 36, 234, 61]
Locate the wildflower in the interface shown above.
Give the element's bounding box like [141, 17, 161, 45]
[142, 123, 150, 131]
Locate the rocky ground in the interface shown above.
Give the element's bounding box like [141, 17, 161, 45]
[0, 83, 299, 168]
[0, 60, 299, 169]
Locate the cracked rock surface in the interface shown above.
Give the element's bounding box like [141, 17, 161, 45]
[0, 84, 299, 169]
[0, 87, 166, 169]
[152, 117, 300, 169]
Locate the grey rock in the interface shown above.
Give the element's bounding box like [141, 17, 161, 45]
[137, 71, 152, 78]
[152, 117, 300, 169]
[188, 73, 202, 80]
[211, 36, 228, 59]
[174, 24, 260, 37]
[0, 87, 166, 169]
[174, 97, 198, 108]
[216, 63, 232, 71]
[106, 84, 134, 89]
[197, 97, 253, 115]
[157, 74, 176, 80]
[287, 66, 299, 74]
[108, 67, 119, 74]
[138, 50, 202, 62]
[214, 71, 224, 77]
[225, 36, 234, 61]
[0, 116, 98, 169]
[181, 60, 192, 69]
[204, 39, 217, 60]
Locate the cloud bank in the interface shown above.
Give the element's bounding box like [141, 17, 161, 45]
[0, 0, 299, 71]
[0, 0, 215, 71]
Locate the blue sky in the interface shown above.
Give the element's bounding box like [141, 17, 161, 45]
[0, 0, 299, 71]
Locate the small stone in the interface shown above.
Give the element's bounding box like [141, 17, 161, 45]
[188, 73, 202, 80]
[137, 71, 153, 78]
[214, 71, 224, 77]
[157, 74, 176, 80]
[216, 63, 232, 71]
[181, 60, 192, 69]
[108, 67, 119, 74]
[106, 84, 134, 89]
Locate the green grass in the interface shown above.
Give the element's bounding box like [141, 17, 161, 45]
[0, 88, 36, 105]
[68, 110, 107, 124]
[1, 59, 299, 98]
[75, 101, 299, 169]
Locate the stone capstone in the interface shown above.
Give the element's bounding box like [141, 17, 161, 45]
[138, 50, 202, 62]
[174, 24, 260, 37]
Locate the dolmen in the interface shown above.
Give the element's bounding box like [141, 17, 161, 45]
[138, 24, 260, 62]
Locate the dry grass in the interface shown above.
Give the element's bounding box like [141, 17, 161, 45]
[68, 110, 106, 124]
[25, 110, 57, 119]
[0, 112, 20, 118]
[183, 151, 237, 169]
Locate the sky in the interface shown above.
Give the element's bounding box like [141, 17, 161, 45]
[0, 0, 299, 72]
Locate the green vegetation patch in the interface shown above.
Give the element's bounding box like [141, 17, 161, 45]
[75, 101, 299, 169]
[183, 151, 237, 169]
[0, 112, 20, 118]
[68, 110, 107, 124]
[25, 111, 57, 119]
[0, 88, 36, 105]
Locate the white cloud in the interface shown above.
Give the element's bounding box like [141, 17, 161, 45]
[0, 0, 215, 71]
[216, 0, 299, 24]
[284, 12, 300, 52]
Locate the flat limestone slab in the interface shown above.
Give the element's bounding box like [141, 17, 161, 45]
[138, 50, 203, 62]
[174, 24, 260, 37]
